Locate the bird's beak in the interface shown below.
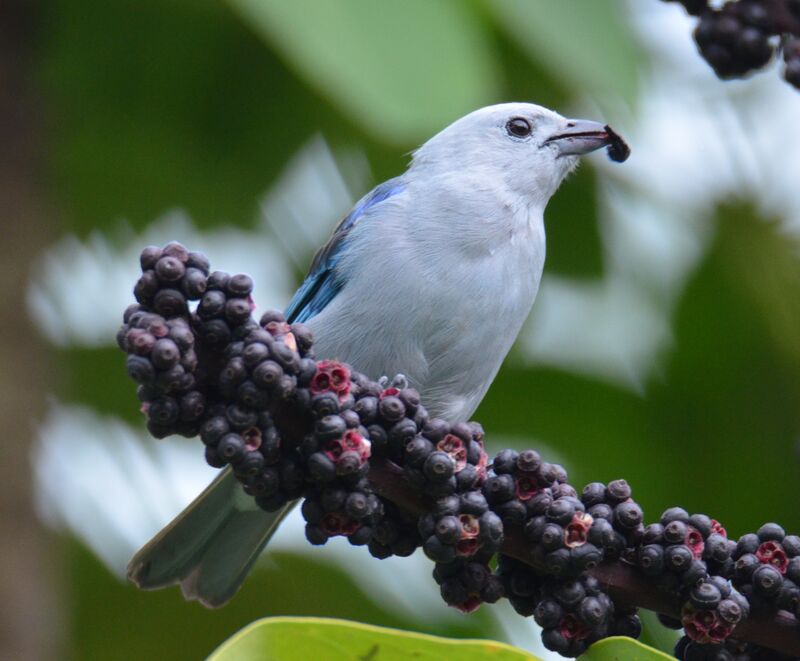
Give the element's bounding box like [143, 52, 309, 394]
[544, 119, 610, 157]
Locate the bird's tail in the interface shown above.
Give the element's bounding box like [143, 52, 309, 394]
[127, 468, 295, 608]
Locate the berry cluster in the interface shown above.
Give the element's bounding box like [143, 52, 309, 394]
[675, 634, 797, 661]
[636, 509, 731, 591]
[663, 0, 800, 90]
[732, 524, 800, 614]
[680, 576, 750, 646]
[494, 554, 641, 656]
[433, 555, 503, 613]
[193, 271, 257, 350]
[120, 243, 800, 659]
[419, 492, 503, 563]
[641, 510, 800, 659]
[579, 479, 645, 560]
[497, 553, 547, 616]
[535, 575, 640, 657]
[133, 243, 209, 317]
[118, 243, 212, 439]
[367, 501, 420, 559]
[302, 481, 382, 547]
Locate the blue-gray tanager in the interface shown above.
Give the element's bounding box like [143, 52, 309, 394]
[128, 102, 618, 607]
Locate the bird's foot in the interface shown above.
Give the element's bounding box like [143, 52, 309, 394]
[378, 373, 408, 390]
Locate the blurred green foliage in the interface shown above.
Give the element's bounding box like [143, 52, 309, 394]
[34, 0, 800, 659]
[228, 0, 500, 143]
[63, 541, 497, 660]
[486, 1, 640, 105]
[482, 205, 800, 538]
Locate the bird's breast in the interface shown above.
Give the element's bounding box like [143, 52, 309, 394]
[309, 198, 546, 422]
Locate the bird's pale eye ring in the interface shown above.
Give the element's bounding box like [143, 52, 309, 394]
[506, 117, 532, 138]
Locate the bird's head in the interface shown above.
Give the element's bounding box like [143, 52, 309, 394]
[411, 102, 616, 205]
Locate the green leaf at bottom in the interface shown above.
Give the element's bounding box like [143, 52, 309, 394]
[580, 636, 673, 661]
[208, 616, 542, 661]
[208, 617, 673, 661]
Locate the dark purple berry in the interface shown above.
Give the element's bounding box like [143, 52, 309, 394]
[434, 516, 461, 545]
[134, 270, 159, 303]
[225, 298, 252, 324]
[717, 598, 744, 625]
[553, 578, 585, 609]
[148, 396, 179, 425]
[140, 246, 163, 270]
[665, 544, 693, 573]
[200, 416, 228, 446]
[218, 433, 245, 463]
[424, 451, 455, 482]
[606, 479, 631, 503]
[533, 599, 563, 629]
[151, 338, 180, 369]
[207, 271, 229, 290]
[516, 449, 541, 473]
[378, 395, 405, 422]
[663, 520, 688, 545]
[227, 273, 253, 296]
[752, 564, 782, 597]
[179, 391, 205, 421]
[614, 500, 643, 530]
[153, 288, 187, 318]
[127, 355, 155, 384]
[162, 242, 188, 262]
[155, 255, 185, 282]
[580, 482, 606, 506]
[690, 581, 721, 609]
[661, 507, 690, 525]
[757, 522, 785, 542]
[460, 491, 489, 516]
[688, 514, 712, 538]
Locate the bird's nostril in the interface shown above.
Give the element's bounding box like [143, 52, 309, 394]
[566, 121, 576, 128]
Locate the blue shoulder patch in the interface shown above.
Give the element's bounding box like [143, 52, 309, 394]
[285, 177, 405, 323]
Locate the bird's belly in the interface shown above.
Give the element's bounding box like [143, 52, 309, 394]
[419, 293, 534, 420]
[307, 244, 543, 422]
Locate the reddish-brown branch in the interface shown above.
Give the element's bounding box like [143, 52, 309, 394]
[270, 384, 800, 655]
[367, 458, 800, 657]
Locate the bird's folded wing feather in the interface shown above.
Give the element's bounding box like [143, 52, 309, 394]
[285, 177, 405, 323]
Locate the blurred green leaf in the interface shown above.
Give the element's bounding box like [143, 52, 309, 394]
[580, 637, 672, 661]
[66, 545, 497, 660]
[59, 347, 140, 424]
[545, 166, 604, 278]
[226, 0, 499, 145]
[485, 0, 640, 105]
[209, 617, 541, 661]
[476, 361, 682, 567]
[41, 0, 342, 234]
[637, 611, 681, 657]
[490, 203, 800, 544]
[647, 205, 800, 535]
[718, 205, 800, 370]
[492, 25, 570, 112]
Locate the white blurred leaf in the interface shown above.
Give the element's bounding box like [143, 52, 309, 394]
[26, 212, 295, 348]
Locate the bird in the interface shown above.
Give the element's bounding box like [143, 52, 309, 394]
[127, 102, 619, 608]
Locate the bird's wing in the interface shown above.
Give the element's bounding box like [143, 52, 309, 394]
[285, 176, 406, 323]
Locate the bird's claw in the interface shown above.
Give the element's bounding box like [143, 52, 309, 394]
[390, 374, 408, 389]
[378, 373, 408, 390]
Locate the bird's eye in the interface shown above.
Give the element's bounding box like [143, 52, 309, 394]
[506, 117, 532, 138]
